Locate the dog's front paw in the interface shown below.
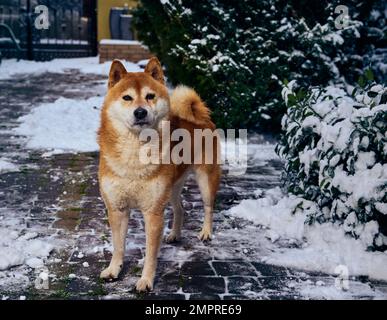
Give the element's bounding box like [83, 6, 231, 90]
[100, 264, 122, 280]
[198, 228, 212, 242]
[136, 277, 153, 292]
[165, 231, 181, 243]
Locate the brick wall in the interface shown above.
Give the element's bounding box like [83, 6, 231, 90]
[99, 40, 152, 63]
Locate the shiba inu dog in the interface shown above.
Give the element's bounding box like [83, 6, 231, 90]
[98, 57, 221, 291]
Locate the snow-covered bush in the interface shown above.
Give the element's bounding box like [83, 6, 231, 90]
[277, 80, 387, 249]
[133, 0, 363, 130]
[291, 0, 387, 84]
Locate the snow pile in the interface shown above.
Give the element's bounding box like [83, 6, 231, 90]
[99, 39, 144, 46]
[0, 159, 18, 173]
[14, 96, 104, 153]
[228, 187, 387, 281]
[0, 227, 54, 270]
[295, 279, 384, 300]
[0, 56, 141, 80]
[228, 187, 314, 242]
[8, 56, 145, 154]
[278, 82, 387, 247]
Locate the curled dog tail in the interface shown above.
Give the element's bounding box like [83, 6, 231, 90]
[170, 85, 211, 125]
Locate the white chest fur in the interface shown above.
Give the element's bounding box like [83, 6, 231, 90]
[100, 172, 168, 212]
[100, 134, 167, 211]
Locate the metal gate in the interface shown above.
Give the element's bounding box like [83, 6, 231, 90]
[0, 0, 97, 61]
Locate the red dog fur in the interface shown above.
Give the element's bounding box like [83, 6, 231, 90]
[98, 57, 221, 291]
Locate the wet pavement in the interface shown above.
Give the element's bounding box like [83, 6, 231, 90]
[0, 70, 386, 300]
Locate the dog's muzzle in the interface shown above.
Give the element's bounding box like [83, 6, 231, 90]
[134, 107, 148, 120]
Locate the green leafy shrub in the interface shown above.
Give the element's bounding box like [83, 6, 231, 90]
[276, 78, 387, 248]
[287, 0, 387, 84]
[133, 0, 364, 130]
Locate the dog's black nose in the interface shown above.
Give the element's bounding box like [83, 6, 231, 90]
[134, 107, 147, 120]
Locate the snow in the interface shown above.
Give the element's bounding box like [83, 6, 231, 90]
[331, 163, 386, 209]
[99, 39, 142, 45]
[299, 148, 317, 175]
[7, 57, 143, 154]
[375, 203, 387, 215]
[39, 39, 89, 45]
[281, 80, 297, 104]
[0, 226, 54, 271]
[323, 33, 344, 45]
[227, 187, 387, 281]
[228, 187, 315, 242]
[0, 159, 18, 173]
[191, 39, 207, 46]
[26, 257, 44, 269]
[296, 279, 385, 300]
[38, 271, 49, 281]
[14, 96, 104, 153]
[0, 56, 141, 80]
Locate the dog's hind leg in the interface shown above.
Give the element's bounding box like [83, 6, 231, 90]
[100, 208, 129, 280]
[165, 177, 186, 243]
[195, 164, 220, 241]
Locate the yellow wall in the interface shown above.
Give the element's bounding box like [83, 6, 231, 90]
[97, 0, 138, 41]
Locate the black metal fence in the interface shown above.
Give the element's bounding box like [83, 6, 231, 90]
[0, 0, 97, 61]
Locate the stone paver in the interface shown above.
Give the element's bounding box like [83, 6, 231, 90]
[0, 70, 386, 300]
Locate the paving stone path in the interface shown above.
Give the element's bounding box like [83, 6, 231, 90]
[0, 70, 386, 300]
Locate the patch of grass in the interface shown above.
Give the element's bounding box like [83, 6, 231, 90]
[68, 158, 77, 168]
[88, 278, 108, 297]
[37, 176, 49, 188]
[134, 290, 146, 299]
[214, 198, 222, 210]
[69, 207, 83, 211]
[19, 166, 30, 174]
[46, 273, 75, 299]
[130, 265, 142, 275]
[50, 288, 71, 299]
[62, 276, 72, 286]
[25, 286, 41, 300]
[178, 275, 185, 288]
[100, 234, 109, 242]
[79, 182, 88, 195]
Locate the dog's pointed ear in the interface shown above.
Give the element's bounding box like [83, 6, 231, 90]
[108, 60, 127, 89]
[144, 57, 165, 85]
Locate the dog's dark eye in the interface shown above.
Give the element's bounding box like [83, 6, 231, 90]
[122, 95, 133, 101]
[146, 93, 155, 100]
